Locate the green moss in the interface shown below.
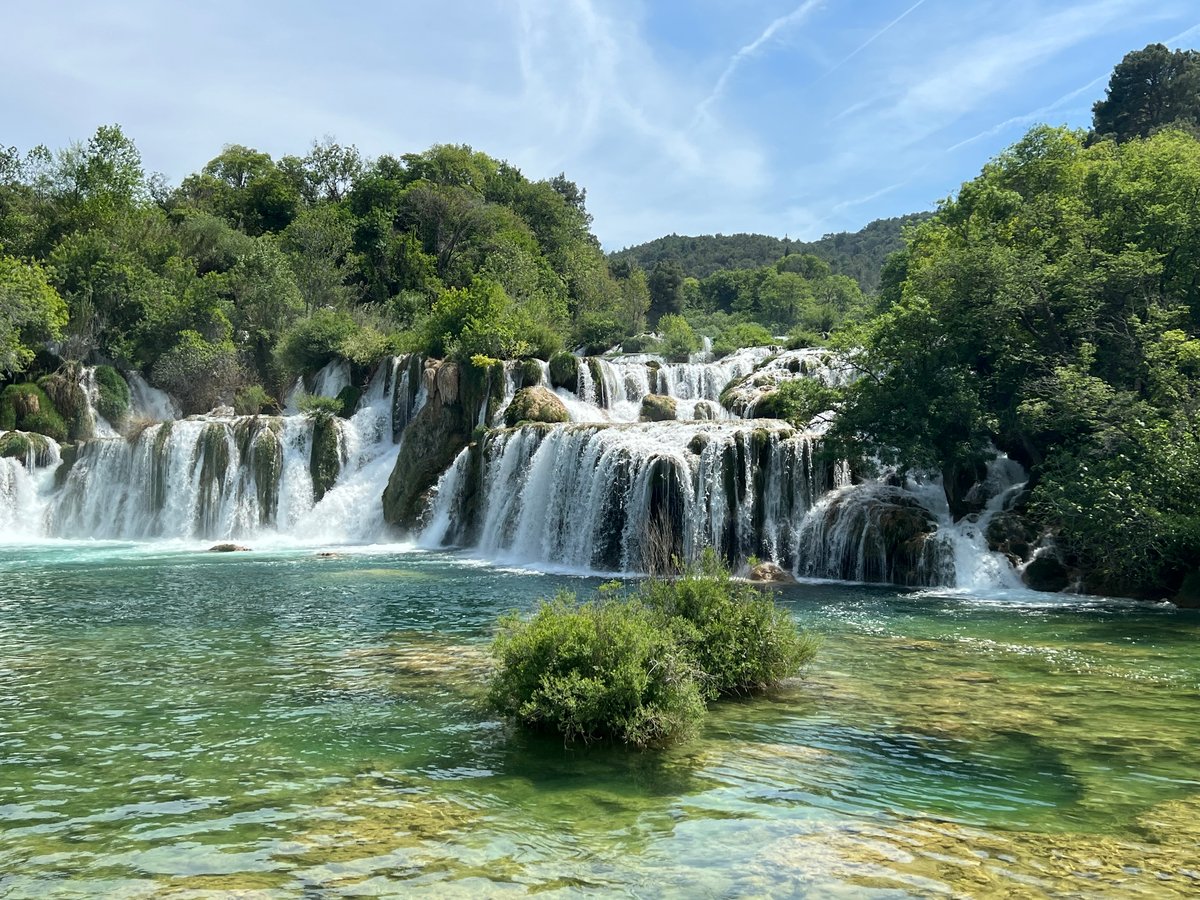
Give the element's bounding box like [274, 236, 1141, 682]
[252, 422, 283, 523]
[335, 384, 362, 418]
[639, 394, 677, 422]
[504, 387, 569, 427]
[548, 352, 579, 393]
[0, 383, 68, 441]
[37, 373, 90, 440]
[310, 415, 342, 502]
[93, 365, 130, 427]
[0, 431, 53, 466]
[517, 358, 544, 388]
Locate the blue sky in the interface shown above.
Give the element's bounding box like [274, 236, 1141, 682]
[4, 1, 1200, 249]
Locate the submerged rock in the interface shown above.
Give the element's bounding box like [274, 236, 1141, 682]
[504, 386, 569, 426]
[640, 394, 677, 422]
[208, 543, 250, 552]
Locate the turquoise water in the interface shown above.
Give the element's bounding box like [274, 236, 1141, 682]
[2, 543, 1199, 897]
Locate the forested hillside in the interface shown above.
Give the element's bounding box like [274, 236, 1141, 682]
[609, 213, 930, 292]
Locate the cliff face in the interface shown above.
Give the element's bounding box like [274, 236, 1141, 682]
[382, 360, 471, 533]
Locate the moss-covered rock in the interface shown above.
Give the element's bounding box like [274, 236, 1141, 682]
[310, 414, 342, 502]
[640, 394, 677, 422]
[37, 372, 90, 440]
[334, 384, 362, 418]
[93, 365, 130, 428]
[692, 400, 720, 421]
[548, 352, 579, 393]
[0, 383, 68, 441]
[517, 358, 544, 388]
[0, 431, 54, 467]
[504, 387, 569, 427]
[1175, 570, 1200, 609]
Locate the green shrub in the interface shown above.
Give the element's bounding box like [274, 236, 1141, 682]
[524, 322, 564, 361]
[639, 550, 820, 699]
[574, 314, 625, 356]
[93, 365, 130, 427]
[276, 309, 357, 374]
[713, 322, 774, 358]
[621, 333, 662, 354]
[298, 394, 344, 418]
[488, 594, 706, 748]
[659, 314, 700, 361]
[0, 383, 68, 441]
[152, 331, 246, 414]
[233, 384, 273, 416]
[488, 551, 818, 748]
[37, 371, 90, 440]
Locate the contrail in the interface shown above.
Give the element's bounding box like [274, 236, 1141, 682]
[696, 0, 825, 121]
[819, 0, 929, 82]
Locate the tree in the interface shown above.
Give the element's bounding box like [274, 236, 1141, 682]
[0, 255, 68, 374]
[1093, 44, 1200, 142]
[648, 259, 685, 324]
[281, 205, 355, 313]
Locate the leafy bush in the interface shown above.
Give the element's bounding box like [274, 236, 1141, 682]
[0, 383, 68, 441]
[151, 330, 245, 414]
[488, 552, 818, 748]
[233, 384, 273, 416]
[489, 594, 706, 749]
[621, 333, 662, 354]
[298, 394, 344, 418]
[640, 550, 820, 699]
[276, 309, 358, 374]
[573, 313, 625, 356]
[712, 322, 774, 357]
[659, 314, 700, 361]
[93, 365, 130, 426]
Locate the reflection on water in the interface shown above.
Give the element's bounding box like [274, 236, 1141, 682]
[1, 544, 1199, 896]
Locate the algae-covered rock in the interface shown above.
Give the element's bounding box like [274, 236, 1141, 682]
[93, 365, 130, 428]
[0, 431, 54, 467]
[517, 358, 544, 388]
[310, 414, 342, 502]
[692, 400, 720, 421]
[37, 371, 91, 440]
[209, 543, 250, 552]
[383, 359, 473, 531]
[334, 384, 361, 418]
[640, 394, 677, 422]
[504, 387, 569, 427]
[0, 383, 68, 441]
[548, 351, 579, 393]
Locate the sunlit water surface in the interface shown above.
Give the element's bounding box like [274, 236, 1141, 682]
[2, 543, 1199, 897]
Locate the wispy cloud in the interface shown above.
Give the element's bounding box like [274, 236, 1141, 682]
[944, 74, 1107, 153]
[695, 0, 825, 121]
[818, 0, 929, 82]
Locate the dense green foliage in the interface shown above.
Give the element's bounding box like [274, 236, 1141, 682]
[610, 214, 929, 291]
[1092, 44, 1200, 143]
[488, 553, 817, 748]
[0, 383, 67, 440]
[489, 596, 707, 748]
[92, 364, 129, 427]
[0, 129, 644, 411]
[826, 124, 1200, 598]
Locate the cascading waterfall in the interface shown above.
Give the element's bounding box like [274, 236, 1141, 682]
[1, 339, 1027, 589]
[2, 355, 425, 544]
[0, 432, 62, 539]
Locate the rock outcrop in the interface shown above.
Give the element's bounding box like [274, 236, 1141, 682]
[639, 394, 677, 422]
[504, 387, 569, 427]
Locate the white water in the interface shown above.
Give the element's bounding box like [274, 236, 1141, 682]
[1, 343, 1027, 589]
[0, 432, 62, 540]
[126, 370, 181, 422]
[2, 355, 424, 546]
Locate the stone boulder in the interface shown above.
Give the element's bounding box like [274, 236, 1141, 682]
[504, 387, 570, 427]
[383, 360, 472, 532]
[747, 561, 796, 584]
[639, 394, 677, 422]
[209, 543, 251, 552]
[1022, 555, 1070, 593]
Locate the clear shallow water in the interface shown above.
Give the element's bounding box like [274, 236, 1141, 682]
[2, 544, 1199, 897]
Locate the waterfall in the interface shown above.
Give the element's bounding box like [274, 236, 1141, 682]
[126, 370, 181, 422]
[421, 421, 855, 574]
[25, 355, 425, 544]
[0, 432, 62, 540]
